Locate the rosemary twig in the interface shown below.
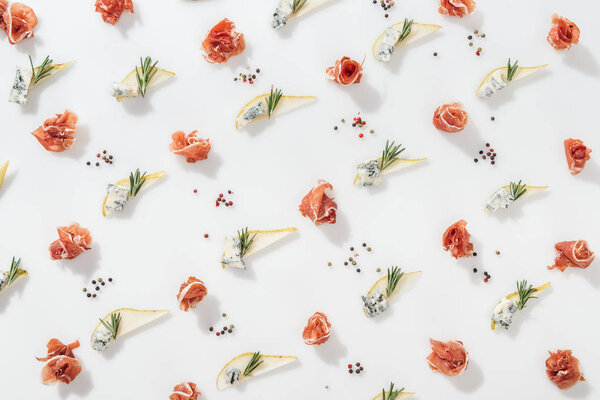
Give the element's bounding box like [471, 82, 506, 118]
[292, 0, 308, 13]
[379, 140, 405, 171]
[238, 227, 257, 258]
[128, 169, 147, 197]
[509, 180, 527, 201]
[382, 382, 405, 400]
[5, 257, 25, 287]
[29, 55, 55, 85]
[397, 18, 414, 44]
[135, 56, 159, 97]
[385, 267, 404, 298]
[506, 58, 519, 82]
[515, 280, 537, 310]
[266, 86, 283, 118]
[243, 352, 264, 376]
[100, 312, 122, 340]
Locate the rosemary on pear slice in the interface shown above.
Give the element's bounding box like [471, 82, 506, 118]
[266, 86, 283, 118]
[379, 140, 405, 171]
[385, 266, 404, 298]
[29, 55, 55, 85]
[238, 227, 257, 258]
[128, 169, 147, 197]
[100, 312, 122, 340]
[135, 56, 159, 97]
[5, 257, 26, 287]
[515, 280, 537, 310]
[292, 0, 308, 13]
[397, 19, 414, 44]
[509, 180, 527, 201]
[382, 382, 405, 400]
[506, 58, 519, 82]
[243, 352, 264, 376]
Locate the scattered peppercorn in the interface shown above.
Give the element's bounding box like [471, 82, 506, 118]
[376, 268, 381, 272]
[473, 252, 477, 257]
[473, 268, 477, 273]
[491, 116, 495, 121]
[87, 293, 91, 298]
[433, 52, 438, 56]
[496, 251, 500, 255]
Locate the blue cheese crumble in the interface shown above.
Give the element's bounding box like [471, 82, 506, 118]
[478, 70, 508, 99]
[110, 82, 139, 98]
[485, 188, 514, 212]
[91, 330, 113, 351]
[362, 289, 389, 317]
[240, 101, 267, 128]
[492, 297, 518, 329]
[272, 0, 294, 29]
[225, 367, 241, 385]
[105, 184, 130, 213]
[356, 159, 382, 186]
[0, 271, 8, 291]
[376, 27, 402, 62]
[8, 66, 33, 105]
[221, 237, 245, 269]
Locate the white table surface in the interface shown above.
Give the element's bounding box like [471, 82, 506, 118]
[1, 0, 600, 399]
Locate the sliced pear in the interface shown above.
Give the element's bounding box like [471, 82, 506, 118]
[0, 161, 8, 188]
[484, 185, 548, 212]
[476, 64, 548, 98]
[115, 67, 175, 102]
[286, 0, 332, 20]
[365, 270, 421, 317]
[0, 269, 27, 296]
[373, 22, 442, 61]
[91, 308, 169, 345]
[491, 282, 550, 330]
[216, 352, 297, 390]
[353, 158, 426, 185]
[221, 227, 297, 269]
[102, 171, 166, 217]
[372, 391, 415, 400]
[31, 61, 73, 89]
[235, 94, 316, 130]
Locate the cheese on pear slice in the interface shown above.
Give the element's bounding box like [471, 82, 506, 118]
[491, 282, 551, 330]
[235, 94, 316, 130]
[372, 22, 442, 61]
[372, 391, 415, 400]
[216, 352, 297, 390]
[91, 308, 169, 344]
[115, 67, 175, 102]
[484, 185, 548, 212]
[364, 271, 421, 317]
[353, 158, 426, 185]
[102, 171, 166, 217]
[221, 227, 297, 269]
[0, 161, 8, 189]
[0, 269, 27, 297]
[31, 61, 73, 89]
[476, 64, 548, 98]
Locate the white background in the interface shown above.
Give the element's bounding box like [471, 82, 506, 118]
[1, 0, 599, 399]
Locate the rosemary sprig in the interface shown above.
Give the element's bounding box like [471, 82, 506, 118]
[292, 0, 308, 13]
[397, 18, 414, 44]
[29, 55, 55, 85]
[385, 266, 404, 298]
[100, 312, 122, 340]
[128, 169, 147, 197]
[382, 382, 405, 400]
[243, 352, 264, 376]
[135, 56, 159, 97]
[238, 227, 257, 258]
[515, 280, 537, 310]
[266, 86, 283, 118]
[5, 257, 25, 287]
[506, 58, 519, 82]
[509, 180, 527, 201]
[379, 140, 405, 171]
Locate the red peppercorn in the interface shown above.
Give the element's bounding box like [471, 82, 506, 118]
[359, 133, 364, 138]
[216, 332, 220, 336]
[219, 193, 223, 198]
[484, 278, 488, 283]
[204, 234, 209, 238]
[228, 201, 233, 206]
[216, 202, 220, 207]
[193, 189, 197, 193]
[490, 148, 494, 152]
[348, 364, 352, 369]
[476, 51, 481, 56]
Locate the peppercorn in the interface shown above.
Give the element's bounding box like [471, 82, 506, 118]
[367, 247, 371, 252]
[86, 161, 90, 166]
[344, 262, 348, 266]
[356, 362, 360, 367]
[95, 286, 100, 291]
[101, 282, 105, 286]
[327, 262, 332, 266]
[87, 293, 91, 298]
[92, 280, 96, 284]
[474, 159, 478, 163]
[95, 162, 100, 166]
[473, 268, 477, 273]
[209, 327, 213, 332]
[352, 261, 356, 266]
[334, 126, 338, 130]
[222, 313, 227, 317]
[92, 294, 96, 298]
[496, 251, 500, 255]
[350, 247, 354, 251]
[376, 268, 381, 272]
[349, 370, 353, 374]
[468, 35, 472, 39]
[108, 278, 113, 282]
[433, 52, 438, 56]
[491, 116, 495, 121]
[356, 269, 361, 273]
[473, 252, 477, 256]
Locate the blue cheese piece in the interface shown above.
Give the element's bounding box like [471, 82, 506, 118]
[221, 237, 245, 268]
[0, 271, 8, 291]
[8, 66, 33, 105]
[485, 188, 513, 212]
[240, 101, 267, 128]
[478, 70, 508, 99]
[376, 27, 402, 62]
[492, 297, 518, 330]
[105, 184, 130, 213]
[91, 330, 113, 351]
[110, 82, 139, 98]
[362, 289, 389, 317]
[224, 367, 241, 385]
[356, 159, 382, 186]
[272, 0, 294, 29]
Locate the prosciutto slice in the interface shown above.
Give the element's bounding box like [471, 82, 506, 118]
[36, 339, 80, 361]
[170, 131, 211, 163]
[95, 0, 134, 25]
[546, 350, 585, 390]
[31, 110, 79, 152]
[177, 277, 207, 311]
[426, 339, 469, 377]
[547, 14, 580, 50]
[442, 219, 473, 259]
[548, 240, 594, 272]
[564, 138, 591, 175]
[2, 2, 37, 44]
[37, 339, 82, 385]
[302, 312, 332, 345]
[438, 0, 476, 18]
[299, 179, 337, 225]
[49, 223, 92, 260]
[326, 56, 363, 86]
[0, 0, 7, 31]
[169, 382, 201, 400]
[202, 18, 245, 64]
[433, 103, 468, 133]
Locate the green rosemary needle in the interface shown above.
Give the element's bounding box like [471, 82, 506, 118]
[266, 86, 283, 118]
[100, 312, 122, 340]
[385, 266, 404, 298]
[243, 352, 263, 376]
[382, 382, 405, 400]
[5, 257, 25, 287]
[397, 19, 414, 44]
[379, 140, 405, 171]
[506, 58, 519, 82]
[29, 55, 55, 85]
[238, 227, 257, 258]
[509, 180, 527, 201]
[135, 56, 159, 97]
[128, 169, 147, 197]
[292, 0, 308, 13]
[515, 280, 537, 310]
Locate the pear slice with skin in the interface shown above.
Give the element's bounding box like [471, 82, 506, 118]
[0, 161, 8, 188]
[353, 158, 426, 185]
[91, 308, 169, 346]
[372, 391, 415, 400]
[373, 22, 442, 61]
[476, 64, 548, 98]
[216, 352, 297, 390]
[221, 227, 297, 269]
[0, 269, 27, 297]
[491, 282, 551, 330]
[102, 171, 166, 217]
[364, 271, 421, 317]
[484, 185, 549, 212]
[283, 0, 334, 21]
[31, 61, 73, 89]
[115, 67, 175, 102]
[235, 94, 316, 130]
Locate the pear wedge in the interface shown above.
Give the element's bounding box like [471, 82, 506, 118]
[353, 158, 426, 185]
[364, 270, 421, 317]
[221, 227, 297, 269]
[91, 308, 169, 345]
[0, 161, 8, 189]
[491, 282, 551, 330]
[373, 22, 441, 61]
[476, 64, 548, 98]
[216, 352, 297, 390]
[115, 67, 175, 102]
[31, 61, 73, 89]
[372, 391, 415, 400]
[0, 267, 27, 297]
[102, 171, 166, 217]
[484, 185, 548, 212]
[235, 94, 316, 130]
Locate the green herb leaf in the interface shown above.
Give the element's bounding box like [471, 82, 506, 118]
[385, 266, 404, 298]
[382, 382, 405, 400]
[509, 180, 527, 201]
[29, 55, 55, 85]
[506, 58, 519, 82]
[100, 312, 122, 340]
[397, 19, 414, 44]
[516, 280, 537, 310]
[243, 352, 264, 376]
[266, 86, 283, 118]
[292, 0, 308, 14]
[128, 169, 147, 197]
[379, 140, 405, 171]
[238, 227, 257, 258]
[135, 56, 159, 97]
[5, 257, 26, 287]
